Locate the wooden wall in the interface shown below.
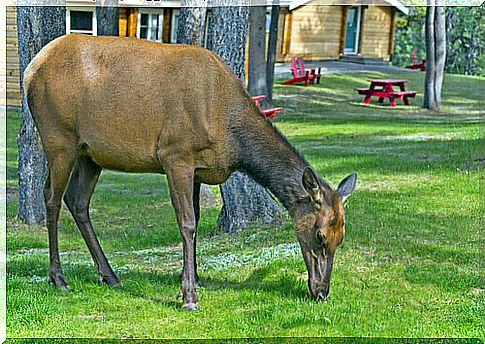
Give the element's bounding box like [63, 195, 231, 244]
[276, 4, 396, 62]
[360, 6, 393, 59]
[285, 5, 344, 61]
[6, 6, 21, 107]
[119, 7, 128, 37]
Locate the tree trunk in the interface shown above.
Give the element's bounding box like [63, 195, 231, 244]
[216, 172, 284, 234]
[424, 2, 436, 110]
[16, 4, 66, 224]
[208, 3, 285, 233]
[209, 4, 250, 80]
[176, 0, 207, 45]
[248, 5, 268, 105]
[96, 0, 119, 36]
[434, 0, 446, 109]
[266, 3, 280, 103]
[423, 0, 446, 112]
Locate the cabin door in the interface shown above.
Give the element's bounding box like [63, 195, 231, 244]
[344, 6, 361, 55]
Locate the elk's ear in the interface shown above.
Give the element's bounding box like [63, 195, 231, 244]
[337, 173, 357, 203]
[302, 167, 322, 202]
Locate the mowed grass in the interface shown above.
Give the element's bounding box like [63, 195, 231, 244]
[6, 71, 483, 340]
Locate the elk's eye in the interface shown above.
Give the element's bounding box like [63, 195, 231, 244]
[316, 230, 325, 244]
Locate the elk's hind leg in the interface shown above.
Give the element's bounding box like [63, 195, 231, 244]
[44, 149, 77, 290]
[63, 155, 120, 286]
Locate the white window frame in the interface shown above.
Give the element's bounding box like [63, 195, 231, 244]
[170, 9, 180, 43]
[344, 6, 361, 55]
[66, 7, 97, 36]
[137, 8, 164, 42]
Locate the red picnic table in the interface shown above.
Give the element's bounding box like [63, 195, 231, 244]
[355, 79, 417, 107]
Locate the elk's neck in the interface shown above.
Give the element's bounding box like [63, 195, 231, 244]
[233, 107, 310, 212]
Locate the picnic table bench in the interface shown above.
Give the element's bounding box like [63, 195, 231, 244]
[355, 79, 417, 107]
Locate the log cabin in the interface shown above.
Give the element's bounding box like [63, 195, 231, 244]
[3, 0, 408, 107]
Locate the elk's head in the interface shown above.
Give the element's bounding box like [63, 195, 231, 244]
[294, 168, 356, 301]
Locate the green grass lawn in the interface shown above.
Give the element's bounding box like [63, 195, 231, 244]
[6, 71, 483, 340]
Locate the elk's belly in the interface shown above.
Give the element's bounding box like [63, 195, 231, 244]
[82, 142, 162, 173]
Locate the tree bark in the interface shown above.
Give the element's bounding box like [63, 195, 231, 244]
[266, 3, 280, 103]
[209, 4, 250, 80]
[16, 4, 66, 224]
[208, 2, 285, 233]
[434, 0, 446, 109]
[177, 0, 207, 45]
[216, 172, 284, 234]
[424, 2, 436, 110]
[96, 0, 119, 36]
[423, 0, 446, 112]
[248, 5, 268, 105]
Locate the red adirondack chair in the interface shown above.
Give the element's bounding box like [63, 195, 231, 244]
[405, 49, 426, 71]
[281, 57, 316, 86]
[297, 57, 321, 84]
[251, 95, 283, 119]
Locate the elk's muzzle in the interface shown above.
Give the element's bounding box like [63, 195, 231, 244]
[302, 246, 334, 300]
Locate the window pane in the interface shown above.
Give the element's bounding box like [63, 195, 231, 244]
[150, 27, 158, 41]
[172, 14, 179, 42]
[151, 15, 158, 29]
[71, 11, 92, 31]
[141, 13, 149, 26]
[140, 27, 148, 39]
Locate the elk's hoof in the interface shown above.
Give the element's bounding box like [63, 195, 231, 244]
[182, 302, 200, 311]
[49, 273, 71, 291]
[99, 274, 122, 288]
[317, 291, 328, 301]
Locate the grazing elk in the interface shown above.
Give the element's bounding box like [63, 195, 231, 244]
[24, 34, 356, 310]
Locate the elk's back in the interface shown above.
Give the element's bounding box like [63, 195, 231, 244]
[24, 34, 247, 176]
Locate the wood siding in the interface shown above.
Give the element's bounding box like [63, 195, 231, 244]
[276, 4, 395, 62]
[119, 7, 128, 37]
[360, 6, 393, 59]
[5, 6, 20, 107]
[285, 5, 343, 61]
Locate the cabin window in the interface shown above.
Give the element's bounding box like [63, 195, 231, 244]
[66, 8, 97, 36]
[171, 9, 180, 43]
[266, 12, 271, 33]
[137, 10, 163, 42]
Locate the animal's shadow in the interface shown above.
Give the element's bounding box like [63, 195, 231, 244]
[117, 265, 309, 309]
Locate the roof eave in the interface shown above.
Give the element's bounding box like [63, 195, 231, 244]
[289, 0, 410, 15]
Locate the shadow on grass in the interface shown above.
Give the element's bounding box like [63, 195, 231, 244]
[119, 265, 308, 304]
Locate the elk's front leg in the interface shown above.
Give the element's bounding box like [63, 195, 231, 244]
[165, 165, 199, 311]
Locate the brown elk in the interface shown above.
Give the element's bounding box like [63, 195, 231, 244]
[24, 34, 356, 311]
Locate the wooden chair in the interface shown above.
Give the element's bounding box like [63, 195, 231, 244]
[281, 57, 316, 86]
[405, 49, 426, 71]
[297, 57, 321, 84]
[251, 95, 283, 119]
